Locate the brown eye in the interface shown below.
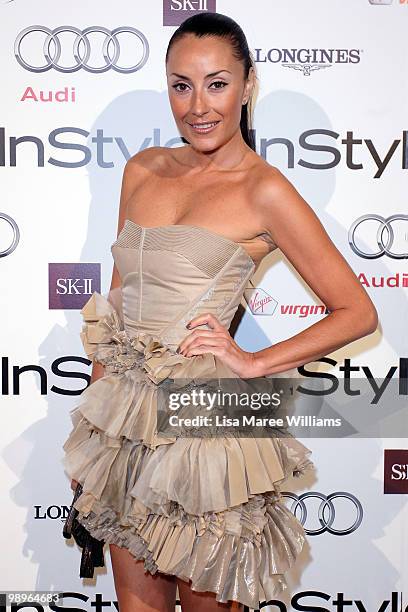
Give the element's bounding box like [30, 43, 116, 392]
[172, 83, 189, 92]
[210, 81, 227, 89]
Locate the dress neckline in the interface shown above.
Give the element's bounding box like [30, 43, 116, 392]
[123, 218, 256, 267]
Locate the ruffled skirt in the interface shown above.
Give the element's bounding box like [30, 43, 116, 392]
[63, 369, 314, 609]
[62, 292, 315, 609]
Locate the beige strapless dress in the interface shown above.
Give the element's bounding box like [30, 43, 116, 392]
[62, 219, 315, 609]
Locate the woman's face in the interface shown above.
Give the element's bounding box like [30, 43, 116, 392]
[166, 34, 253, 152]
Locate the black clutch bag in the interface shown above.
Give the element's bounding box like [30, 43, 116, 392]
[63, 482, 105, 578]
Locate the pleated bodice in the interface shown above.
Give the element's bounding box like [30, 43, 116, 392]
[111, 219, 255, 347]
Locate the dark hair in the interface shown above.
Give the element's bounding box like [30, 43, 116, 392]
[165, 12, 257, 151]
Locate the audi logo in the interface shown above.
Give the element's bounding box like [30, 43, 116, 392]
[282, 491, 363, 535]
[14, 26, 149, 73]
[348, 214, 408, 259]
[0, 213, 20, 258]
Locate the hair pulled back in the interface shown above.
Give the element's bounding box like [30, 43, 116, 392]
[165, 12, 257, 151]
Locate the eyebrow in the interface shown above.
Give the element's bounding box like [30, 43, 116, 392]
[169, 69, 232, 79]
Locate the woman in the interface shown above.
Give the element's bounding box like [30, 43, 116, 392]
[62, 12, 378, 612]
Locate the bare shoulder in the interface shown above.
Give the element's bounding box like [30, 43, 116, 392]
[251, 162, 320, 243]
[123, 145, 193, 190]
[124, 146, 169, 181]
[253, 162, 305, 212]
[116, 147, 169, 220]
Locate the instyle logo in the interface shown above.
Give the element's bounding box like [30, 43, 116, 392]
[15, 26, 149, 73]
[2, 590, 404, 612]
[3, 357, 408, 401]
[298, 357, 408, 404]
[2, 127, 406, 178]
[1, 357, 91, 395]
[163, 0, 216, 26]
[0, 213, 20, 257]
[254, 48, 361, 76]
[384, 449, 408, 493]
[48, 263, 101, 309]
[349, 214, 408, 259]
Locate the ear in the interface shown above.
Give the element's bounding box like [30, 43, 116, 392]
[242, 66, 255, 105]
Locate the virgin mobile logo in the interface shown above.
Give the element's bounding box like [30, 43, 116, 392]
[244, 288, 277, 315]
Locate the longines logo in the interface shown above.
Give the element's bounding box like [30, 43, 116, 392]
[48, 263, 100, 309]
[163, 0, 216, 26]
[254, 48, 362, 77]
[384, 449, 408, 493]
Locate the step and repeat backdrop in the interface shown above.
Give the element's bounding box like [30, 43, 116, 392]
[1, 0, 407, 610]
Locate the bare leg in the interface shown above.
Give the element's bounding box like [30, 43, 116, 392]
[176, 578, 244, 612]
[110, 543, 177, 612]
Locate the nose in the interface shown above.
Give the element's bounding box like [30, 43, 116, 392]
[190, 88, 209, 117]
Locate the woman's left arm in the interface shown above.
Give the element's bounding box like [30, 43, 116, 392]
[247, 167, 378, 376]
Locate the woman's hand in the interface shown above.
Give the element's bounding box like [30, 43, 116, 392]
[177, 312, 262, 378]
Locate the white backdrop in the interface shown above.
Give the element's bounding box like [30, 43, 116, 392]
[1, 1, 407, 611]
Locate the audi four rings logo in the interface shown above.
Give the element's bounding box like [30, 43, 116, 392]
[282, 491, 363, 535]
[14, 26, 149, 73]
[349, 214, 408, 259]
[0, 214, 20, 257]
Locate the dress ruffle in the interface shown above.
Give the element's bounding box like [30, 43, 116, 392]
[63, 291, 315, 609]
[79, 290, 248, 384]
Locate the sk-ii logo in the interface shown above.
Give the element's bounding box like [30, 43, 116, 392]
[48, 262, 100, 309]
[383, 449, 408, 494]
[163, 0, 216, 26]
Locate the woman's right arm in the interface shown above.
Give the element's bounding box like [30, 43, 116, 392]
[89, 161, 135, 382]
[70, 160, 138, 491]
